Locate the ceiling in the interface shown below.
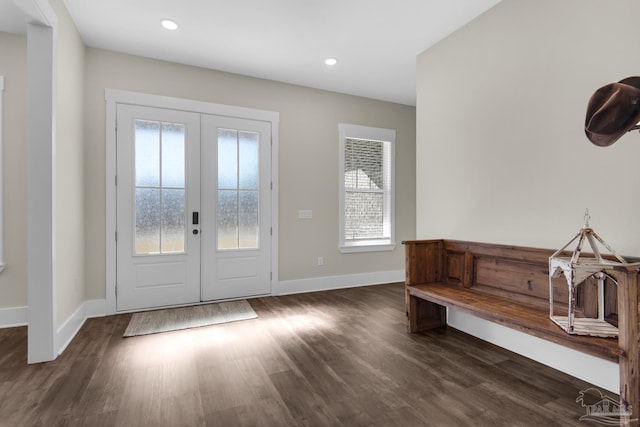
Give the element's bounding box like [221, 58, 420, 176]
[0, 0, 30, 34]
[1, 0, 502, 106]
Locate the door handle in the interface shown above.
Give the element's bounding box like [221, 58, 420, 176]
[192, 211, 199, 225]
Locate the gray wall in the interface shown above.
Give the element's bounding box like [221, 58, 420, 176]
[84, 49, 416, 300]
[417, 0, 640, 255]
[0, 32, 27, 309]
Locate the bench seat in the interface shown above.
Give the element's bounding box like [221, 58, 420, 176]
[407, 282, 621, 362]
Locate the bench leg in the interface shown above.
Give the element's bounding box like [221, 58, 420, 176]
[407, 294, 447, 332]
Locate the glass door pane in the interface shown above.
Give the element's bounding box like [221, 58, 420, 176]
[217, 128, 260, 250]
[134, 119, 186, 254]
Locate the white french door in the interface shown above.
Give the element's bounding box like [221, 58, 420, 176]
[116, 105, 201, 311]
[201, 115, 271, 301]
[116, 104, 271, 311]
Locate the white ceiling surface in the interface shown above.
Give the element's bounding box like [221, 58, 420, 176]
[1, 0, 502, 106]
[0, 0, 31, 34]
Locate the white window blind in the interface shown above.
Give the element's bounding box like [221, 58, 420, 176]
[339, 124, 395, 253]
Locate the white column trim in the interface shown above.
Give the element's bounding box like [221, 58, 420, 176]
[273, 270, 404, 296]
[104, 94, 116, 314]
[27, 21, 57, 364]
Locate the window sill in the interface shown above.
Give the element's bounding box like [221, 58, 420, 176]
[339, 242, 396, 254]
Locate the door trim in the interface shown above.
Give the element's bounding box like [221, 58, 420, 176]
[105, 89, 279, 314]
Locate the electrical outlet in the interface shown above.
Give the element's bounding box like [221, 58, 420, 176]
[298, 210, 313, 220]
[317, 256, 324, 266]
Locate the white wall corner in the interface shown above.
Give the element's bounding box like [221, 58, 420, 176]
[0, 306, 28, 328]
[273, 270, 404, 296]
[13, 0, 57, 28]
[84, 299, 109, 318]
[55, 301, 86, 356]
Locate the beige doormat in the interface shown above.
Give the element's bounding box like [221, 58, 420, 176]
[123, 300, 258, 337]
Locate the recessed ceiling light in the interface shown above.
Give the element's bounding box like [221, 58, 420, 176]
[161, 19, 178, 30]
[325, 58, 338, 66]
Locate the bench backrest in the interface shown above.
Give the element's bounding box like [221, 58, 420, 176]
[404, 239, 618, 323]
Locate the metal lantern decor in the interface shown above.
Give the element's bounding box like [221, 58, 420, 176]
[549, 211, 626, 338]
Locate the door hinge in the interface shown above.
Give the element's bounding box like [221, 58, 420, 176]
[270, 227, 272, 236]
[115, 175, 118, 186]
[115, 231, 118, 241]
[270, 272, 273, 281]
[115, 284, 118, 297]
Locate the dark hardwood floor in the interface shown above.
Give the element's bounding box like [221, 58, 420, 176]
[0, 283, 614, 426]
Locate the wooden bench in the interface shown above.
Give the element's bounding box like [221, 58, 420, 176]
[404, 239, 640, 423]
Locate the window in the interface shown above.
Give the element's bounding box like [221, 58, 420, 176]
[339, 123, 395, 253]
[0, 76, 4, 272]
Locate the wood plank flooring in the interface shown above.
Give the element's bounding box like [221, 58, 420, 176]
[0, 283, 616, 426]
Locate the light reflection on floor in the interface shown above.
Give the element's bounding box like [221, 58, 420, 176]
[124, 304, 338, 367]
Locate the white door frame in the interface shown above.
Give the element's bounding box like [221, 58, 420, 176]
[105, 89, 279, 314]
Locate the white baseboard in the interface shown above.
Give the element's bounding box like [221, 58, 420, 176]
[273, 270, 404, 296]
[56, 302, 87, 356]
[87, 271, 404, 319]
[0, 305, 28, 328]
[447, 309, 619, 393]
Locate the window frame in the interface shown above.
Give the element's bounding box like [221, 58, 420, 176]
[0, 76, 4, 272]
[338, 123, 396, 253]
